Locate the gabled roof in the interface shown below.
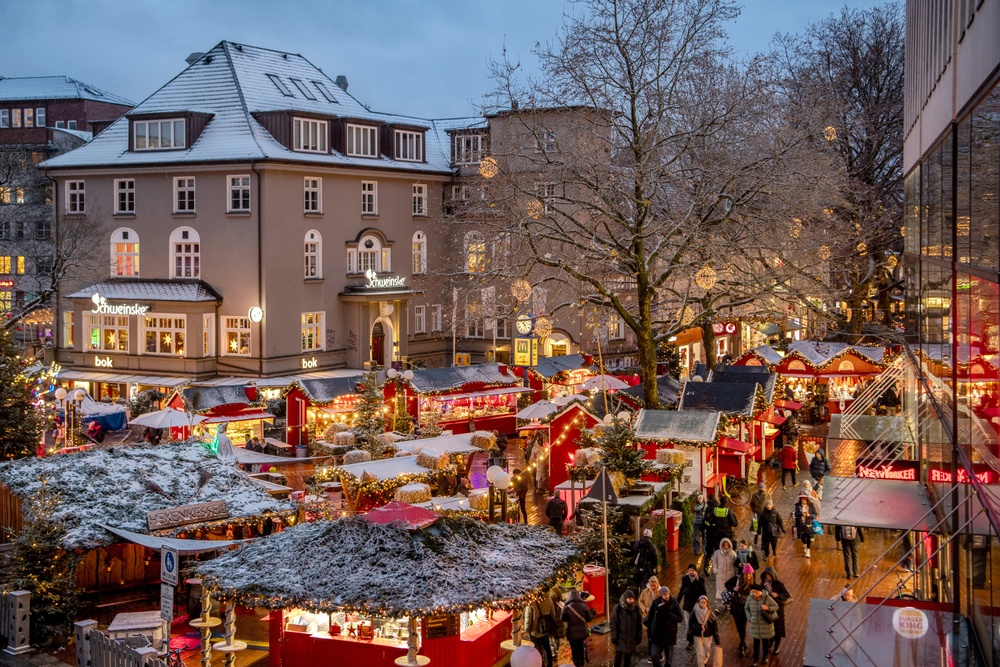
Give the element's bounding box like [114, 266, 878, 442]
[711, 367, 777, 404]
[67, 279, 222, 302]
[741, 345, 783, 365]
[0, 75, 134, 106]
[634, 409, 721, 443]
[41, 41, 456, 173]
[407, 363, 520, 394]
[785, 341, 887, 367]
[292, 377, 362, 404]
[620, 375, 682, 407]
[678, 381, 758, 417]
[532, 353, 591, 379]
[181, 385, 251, 411]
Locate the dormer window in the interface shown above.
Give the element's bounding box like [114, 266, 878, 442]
[134, 119, 186, 150]
[346, 124, 378, 158]
[293, 117, 328, 153]
[453, 133, 485, 165]
[394, 130, 424, 162]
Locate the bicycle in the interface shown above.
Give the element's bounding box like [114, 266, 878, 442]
[893, 569, 923, 601]
[720, 474, 751, 506]
[165, 647, 185, 667]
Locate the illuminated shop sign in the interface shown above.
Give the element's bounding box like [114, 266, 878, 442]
[94, 356, 114, 368]
[301, 357, 318, 369]
[364, 269, 406, 289]
[928, 467, 996, 484]
[855, 459, 998, 484]
[712, 322, 738, 335]
[0, 279, 14, 288]
[91, 292, 149, 316]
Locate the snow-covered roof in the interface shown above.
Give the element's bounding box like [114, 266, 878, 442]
[678, 382, 758, 416]
[0, 75, 134, 106]
[333, 455, 435, 482]
[67, 279, 222, 302]
[181, 385, 250, 411]
[786, 341, 887, 367]
[195, 515, 580, 615]
[742, 345, 783, 365]
[407, 363, 521, 394]
[41, 41, 457, 174]
[395, 433, 480, 457]
[79, 395, 127, 418]
[634, 409, 720, 443]
[0, 442, 292, 549]
[851, 346, 887, 364]
[292, 376, 362, 403]
[100, 524, 242, 555]
[533, 354, 591, 379]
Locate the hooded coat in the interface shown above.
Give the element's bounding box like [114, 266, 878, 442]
[759, 566, 792, 639]
[524, 595, 556, 639]
[560, 590, 593, 641]
[744, 590, 778, 639]
[632, 535, 659, 585]
[794, 496, 821, 539]
[610, 592, 643, 654]
[710, 538, 738, 593]
[810, 450, 832, 480]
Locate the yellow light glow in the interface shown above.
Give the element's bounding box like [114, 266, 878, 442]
[479, 157, 499, 179]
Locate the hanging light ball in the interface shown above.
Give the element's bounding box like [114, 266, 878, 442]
[681, 306, 696, 325]
[824, 126, 837, 141]
[790, 218, 803, 239]
[479, 156, 499, 179]
[887, 255, 898, 269]
[511, 279, 532, 302]
[856, 242, 868, 256]
[526, 199, 544, 219]
[534, 317, 552, 338]
[694, 265, 717, 290]
[819, 245, 831, 260]
[900, 226, 906, 238]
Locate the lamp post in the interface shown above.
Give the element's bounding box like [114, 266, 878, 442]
[493, 470, 511, 523]
[55, 387, 86, 448]
[386, 368, 414, 432]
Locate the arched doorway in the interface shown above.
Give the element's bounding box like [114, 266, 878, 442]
[370, 316, 395, 367]
[371, 322, 385, 366]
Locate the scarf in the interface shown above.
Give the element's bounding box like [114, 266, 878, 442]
[693, 600, 713, 625]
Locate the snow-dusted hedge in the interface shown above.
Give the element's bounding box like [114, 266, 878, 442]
[195, 514, 580, 616]
[0, 441, 293, 549]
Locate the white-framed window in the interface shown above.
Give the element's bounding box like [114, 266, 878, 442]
[414, 305, 426, 334]
[203, 314, 215, 357]
[0, 110, 8, 128]
[228, 175, 251, 212]
[170, 227, 200, 278]
[114, 179, 135, 214]
[174, 177, 195, 213]
[304, 177, 322, 213]
[610, 316, 625, 340]
[466, 308, 484, 338]
[357, 235, 389, 273]
[394, 129, 424, 161]
[223, 316, 251, 356]
[346, 124, 378, 157]
[465, 231, 487, 273]
[24, 109, 33, 128]
[301, 311, 325, 352]
[453, 134, 484, 164]
[293, 117, 328, 153]
[142, 315, 186, 356]
[67, 120, 77, 130]
[86, 314, 129, 352]
[412, 184, 427, 216]
[346, 248, 357, 274]
[61, 311, 74, 349]
[55, 120, 64, 129]
[305, 230, 322, 279]
[361, 181, 377, 215]
[35, 108, 45, 127]
[431, 304, 443, 332]
[537, 182, 558, 214]
[12, 109, 21, 128]
[66, 180, 85, 214]
[110, 227, 140, 277]
[412, 231, 427, 274]
[535, 130, 557, 153]
[496, 318, 509, 339]
[134, 118, 186, 150]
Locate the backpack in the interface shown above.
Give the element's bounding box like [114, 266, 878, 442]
[841, 525, 857, 540]
[535, 604, 556, 635]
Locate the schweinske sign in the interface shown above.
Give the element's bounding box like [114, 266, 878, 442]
[91, 292, 149, 316]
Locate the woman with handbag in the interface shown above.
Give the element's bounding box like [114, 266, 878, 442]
[561, 590, 593, 667]
[760, 566, 792, 655]
[744, 585, 778, 666]
[725, 563, 756, 655]
[689, 596, 721, 667]
[524, 595, 556, 667]
[794, 492, 820, 558]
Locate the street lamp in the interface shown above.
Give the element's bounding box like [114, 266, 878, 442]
[386, 368, 414, 432]
[55, 387, 87, 448]
[493, 470, 511, 523]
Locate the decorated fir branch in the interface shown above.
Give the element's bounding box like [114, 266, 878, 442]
[352, 369, 389, 456]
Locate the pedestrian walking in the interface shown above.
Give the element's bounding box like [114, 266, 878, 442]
[678, 564, 707, 650]
[759, 566, 792, 655]
[725, 563, 756, 656]
[645, 587, 683, 667]
[689, 596, 721, 667]
[744, 585, 777, 666]
[748, 482, 770, 546]
[709, 496, 738, 554]
[548, 585, 565, 654]
[810, 448, 831, 487]
[513, 469, 530, 523]
[692, 492, 708, 557]
[794, 492, 820, 558]
[544, 491, 568, 535]
[835, 524, 865, 579]
[759, 500, 785, 560]
[708, 538, 737, 611]
[735, 538, 760, 572]
[610, 589, 643, 667]
[638, 575, 660, 621]
[632, 528, 659, 591]
[780, 440, 798, 489]
[702, 495, 719, 557]
[561, 590, 593, 667]
[524, 594, 559, 667]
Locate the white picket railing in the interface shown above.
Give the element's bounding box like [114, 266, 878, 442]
[75, 620, 168, 667]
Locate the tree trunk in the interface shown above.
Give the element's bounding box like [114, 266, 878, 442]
[700, 318, 717, 371]
[848, 292, 866, 335]
[636, 324, 660, 409]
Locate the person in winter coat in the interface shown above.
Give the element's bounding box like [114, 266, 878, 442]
[735, 538, 760, 572]
[544, 491, 568, 535]
[748, 482, 771, 546]
[759, 499, 785, 560]
[794, 492, 821, 558]
[632, 528, 660, 590]
[645, 587, 683, 667]
[835, 524, 865, 579]
[610, 589, 643, 667]
[744, 585, 777, 665]
[689, 595, 720, 667]
[678, 564, 707, 649]
[780, 442, 798, 489]
[810, 448, 832, 487]
[710, 496, 738, 554]
[561, 590, 593, 667]
[725, 563, 756, 655]
[513, 469, 530, 523]
[524, 594, 558, 667]
[702, 495, 719, 556]
[759, 566, 792, 655]
[709, 537, 737, 610]
[638, 575, 660, 620]
[692, 492, 708, 556]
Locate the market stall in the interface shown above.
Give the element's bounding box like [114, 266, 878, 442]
[527, 353, 595, 401]
[194, 509, 580, 667]
[167, 386, 274, 443]
[313, 455, 448, 514]
[777, 342, 888, 420]
[677, 378, 772, 462]
[633, 409, 723, 496]
[732, 344, 784, 369]
[405, 364, 526, 435]
[284, 376, 365, 446]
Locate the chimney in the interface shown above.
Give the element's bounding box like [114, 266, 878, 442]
[335, 75, 349, 91]
[185, 52, 205, 66]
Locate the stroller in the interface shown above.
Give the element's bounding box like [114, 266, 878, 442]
[84, 420, 107, 444]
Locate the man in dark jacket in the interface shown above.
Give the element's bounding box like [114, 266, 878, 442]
[645, 586, 683, 667]
[759, 499, 785, 560]
[677, 564, 707, 650]
[835, 524, 865, 579]
[561, 589, 593, 667]
[610, 589, 643, 667]
[712, 496, 738, 552]
[544, 492, 568, 535]
[632, 528, 659, 590]
[748, 482, 771, 545]
[810, 449, 832, 487]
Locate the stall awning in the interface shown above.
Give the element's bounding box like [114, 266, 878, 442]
[756, 410, 786, 426]
[774, 399, 803, 410]
[55, 369, 189, 387]
[423, 386, 529, 401]
[202, 411, 274, 424]
[100, 525, 242, 554]
[819, 476, 933, 531]
[717, 437, 757, 455]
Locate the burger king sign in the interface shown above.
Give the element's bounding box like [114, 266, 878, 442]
[892, 607, 928, 639]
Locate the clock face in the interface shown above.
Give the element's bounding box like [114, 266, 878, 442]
[248, 306, 263, 323]
[515, 314, 533, 334]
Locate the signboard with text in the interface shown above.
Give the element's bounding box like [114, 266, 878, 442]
[855, 459, 998, 484]
[513, 337, 539, 367]
[160, 547, 179, 587]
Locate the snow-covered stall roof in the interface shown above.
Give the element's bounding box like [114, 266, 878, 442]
[395, 433, 481, 457]
[741, 345, 783, 366]
[407, 363, 520, 394]
[331, 455, 434, 482]
[195, 515, 580, 615]
[181, 386, 250, 411]
[785, 341, 852, 367]
[678, 382, 758, 417]
[532, 354, 591, 379]
[79, 395, 127, 419]
[291, 376, 363, 404]
[634, 409, 720, 444]
[0, 442, 292, 549]
[100, 525, 242, 555]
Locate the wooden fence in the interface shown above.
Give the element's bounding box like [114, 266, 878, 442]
[75, 620, 168, 667]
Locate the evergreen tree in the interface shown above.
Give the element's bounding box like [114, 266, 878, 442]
[0, 328, 43, 459]
[353, 369, 388, 456]
[594, 418, 648, 484]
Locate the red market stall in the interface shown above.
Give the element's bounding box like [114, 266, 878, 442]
[167, 385, 274, 443]
[405, 364, 526, 435]
[634, 409, 723, 496]
[540, 403, 603, 489]
[284, 376, 364, 446]
[527, 353, 595, 401]
[778, 342, 888, 420]
[733, 345, 783, 369]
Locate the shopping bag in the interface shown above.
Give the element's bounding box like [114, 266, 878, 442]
[812, 519, 824, 535]
[713, 643, 724, 667]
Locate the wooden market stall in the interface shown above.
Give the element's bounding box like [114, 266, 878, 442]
[194, 509, 581, 667]
[774, 342, 888, 421]
[543, 403, 604, 489]
[167, 385, 275, 444]
[527, 353, 595, 401]
[677, 380, 765, 468]
[404, 364, 526, 435]
[633, 409, 725, 496]
[314, 455, 447, 514]
[284, 376, 365, 446]
[733, 344, 784, 369]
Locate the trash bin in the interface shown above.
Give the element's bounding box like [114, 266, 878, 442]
[295, 445, 308, 458]
[582, 564, 607, 616]
[664, 509, 683, 552]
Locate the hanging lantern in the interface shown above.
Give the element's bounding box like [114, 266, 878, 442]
[819, 245, 831, 260]
[790, 218, 803, 239]
[887, 255, 898, 269]
[681, 306, 696, 325]
[479, 156, 499, 179]
[694, 264, 717, 290]
[511, 279, 532, 302]
[824, 126, 837, 141]
[856, 242, 868, 256]
[900, 226, 906, 238]
[823, 208, 834, 217]
[526, 199, 544, 219]
[534, 317, 552, 338]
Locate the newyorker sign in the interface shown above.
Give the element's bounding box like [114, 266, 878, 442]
[856, 458, 998, 484]
[91, 292, 149, 316]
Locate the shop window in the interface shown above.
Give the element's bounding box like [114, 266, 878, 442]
[142, 315, 186, 356]
[223, 316, 251, 356]
[111, 228, 140, 277]
[412, 231, 426, 274]
[305, 230, 322, 279]
[302, 311, 324, 352]
[170, 227, 200, 278]
[86, 314, 129, 352]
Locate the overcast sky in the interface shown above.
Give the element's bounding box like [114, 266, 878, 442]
[4, 0, 891, 119]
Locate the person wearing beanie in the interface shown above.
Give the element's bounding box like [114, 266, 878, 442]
[724, 563, 757, 655]
[561, 589, 593, 667]
[645, 585, 682, 667]
[611, 589, 643, 667]
[678, 564, 707, 650]
[745, 585, 778, 665]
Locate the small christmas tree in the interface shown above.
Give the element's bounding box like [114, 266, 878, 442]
[392, 390, 415, 434]
[0, 328, 43, 459]
[418, 403, 444, 438]
[353, 369, 388, 456]
[594, 417, 648, 487]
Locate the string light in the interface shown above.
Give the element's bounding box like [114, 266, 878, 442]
[479, 157, 499, 179]
[694, 265, 717, 290]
